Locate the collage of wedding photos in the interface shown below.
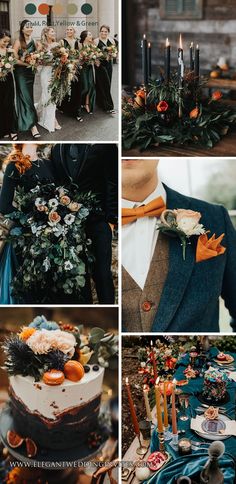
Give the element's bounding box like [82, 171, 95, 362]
[0, 0, 236, 483]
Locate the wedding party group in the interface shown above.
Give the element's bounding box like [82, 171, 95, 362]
[0, 142, 118, 305]
[0, 20, 117, 141]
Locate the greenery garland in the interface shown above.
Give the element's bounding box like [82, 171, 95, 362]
[122, 72, 236, 151]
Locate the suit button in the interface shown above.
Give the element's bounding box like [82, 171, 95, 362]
[141, 301, 152, 312]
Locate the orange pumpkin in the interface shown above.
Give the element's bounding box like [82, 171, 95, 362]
[43, 369, 65, 386]
[64, 360, 85, 382]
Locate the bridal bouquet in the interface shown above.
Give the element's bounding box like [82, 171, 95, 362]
[79, 45, 103, 66]
[0, 52, 17, 81]
[102, 44, 118, 61]
[49, 46, 79, 104]
[5, 184, 99, 303]
[24, 52, 41, 72]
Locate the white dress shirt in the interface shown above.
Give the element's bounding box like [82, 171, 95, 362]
[122, 182, 167, 289]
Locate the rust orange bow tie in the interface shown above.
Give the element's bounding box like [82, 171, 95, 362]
[122, 197, 166, 226]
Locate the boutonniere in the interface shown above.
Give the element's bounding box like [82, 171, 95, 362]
[157, 209, 226, 261]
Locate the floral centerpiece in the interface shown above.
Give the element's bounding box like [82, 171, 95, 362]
[122, 73, 236, 151]
[0, 52, 17, 81]
[5, 183, 99, 303]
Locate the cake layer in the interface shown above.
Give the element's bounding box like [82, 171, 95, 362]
[9, 365, 104, 419]
[10, 386, 102, 450]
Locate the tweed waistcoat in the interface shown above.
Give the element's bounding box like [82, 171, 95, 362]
[122, 232, 169, 332]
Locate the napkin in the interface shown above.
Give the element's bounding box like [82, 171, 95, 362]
[208, 365, 236, 382]
[191, 416, 236, 436]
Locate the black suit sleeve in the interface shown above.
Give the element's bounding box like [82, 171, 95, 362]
[220, 206, 236, 330]
[0, 163, 19, 214]
[103, 144, 118, 225]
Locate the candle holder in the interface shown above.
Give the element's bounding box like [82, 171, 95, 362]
[158, 430, 167, 454]
[136, 433, 148, 456]
[169, 432, 178, 450]
[164, 424, 172, 441]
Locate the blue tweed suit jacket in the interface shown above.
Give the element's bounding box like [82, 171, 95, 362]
[124, 185, 236, 333]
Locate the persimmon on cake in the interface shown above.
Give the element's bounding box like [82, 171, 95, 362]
[3, 316, 117, 454]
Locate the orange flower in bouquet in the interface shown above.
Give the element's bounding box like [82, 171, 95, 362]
[211, 90, 222, 101]
[157, 101, 169, 112]
[189, 107, 199, 119]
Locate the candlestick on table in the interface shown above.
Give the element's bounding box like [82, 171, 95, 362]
[194, 44, 200, 83]
[141, 34, 148, 86]
[125, 378, 147, 455]
[178, 34, 184, 118]
[163, 381, 172, 440]
[165, 38, 170, 82]
[155, 378, 163, 433]
[150, 340, 158, 381]
[143, 384, 152, 422]
[147, 42, 152, 79]
[170, 379, 178, 449]
[190, 42, 194, 71]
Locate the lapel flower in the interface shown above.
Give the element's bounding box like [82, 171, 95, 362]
[158, 209, 206, 260]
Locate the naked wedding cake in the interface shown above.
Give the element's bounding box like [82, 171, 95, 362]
[202, 368, 228, 403]
[3, 316, 117, 456]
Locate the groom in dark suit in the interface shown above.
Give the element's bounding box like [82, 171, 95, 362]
[51, 144, 118, 304]
[122, 159, 236, 332]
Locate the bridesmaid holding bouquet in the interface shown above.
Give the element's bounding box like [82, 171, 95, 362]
[0, 29, 17, 140]
[13, 20, 40, 138]
[80, 31, 96, 114]
[58, 27, 83, 122]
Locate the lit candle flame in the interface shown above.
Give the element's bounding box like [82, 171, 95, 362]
[126, 377, 129, 384]
[148, 42, 151, 48]
[155, 377, 160, 385]
[166, 38, 170, 47]
[150, 340, 153, 346]
[196, 44, 199, 49]
[143, 34, 146, 40]
[190, 42, 193, 48]
[179, 33, 183, 50]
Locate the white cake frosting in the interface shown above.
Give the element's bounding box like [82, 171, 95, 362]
[10, 365, 104, 420]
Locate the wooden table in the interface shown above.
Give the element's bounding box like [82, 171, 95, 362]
[122, 129, 236, 157]
[207, 78, 236, 91]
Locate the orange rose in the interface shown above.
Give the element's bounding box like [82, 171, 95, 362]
[157, 101, 169, 112]
[136, 89, 146, 99]
[189, 107, 199, 119]
[211, 90, 222, 101]
[60, 195, 71, 206]
[48, 211, 61, 224]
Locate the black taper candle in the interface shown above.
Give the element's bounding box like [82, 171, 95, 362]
[147, 42, 152, 79]
[194, 44, 199, 81]
[190, 42, 194, 71]
[141, 34, 148, 85]
[165, 38, 170, 82]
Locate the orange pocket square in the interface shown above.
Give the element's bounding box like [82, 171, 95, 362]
[196, 233, 226, 263]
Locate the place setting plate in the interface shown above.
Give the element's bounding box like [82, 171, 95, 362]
[194, 414, 232, 441]
[213, 355, 235, 366]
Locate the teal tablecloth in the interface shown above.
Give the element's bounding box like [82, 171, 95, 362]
[146, 348, 236, 483]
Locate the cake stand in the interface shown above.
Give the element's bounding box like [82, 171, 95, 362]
[0, 404, 109, 467]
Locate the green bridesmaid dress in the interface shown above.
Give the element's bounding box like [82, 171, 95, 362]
[81, 64, 96, 113]
[14, 39, 38, 132]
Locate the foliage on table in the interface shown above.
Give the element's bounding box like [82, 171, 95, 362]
[122, 72, 236, 151]
[139, 338, 181, 385]
[5, 183, 99, 303]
